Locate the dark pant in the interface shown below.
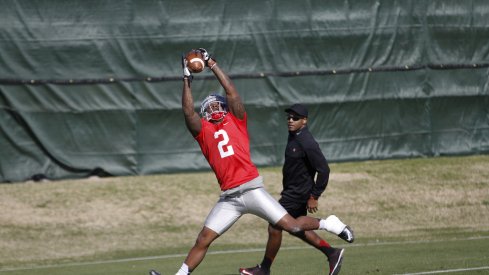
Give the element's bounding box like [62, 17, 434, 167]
[278, 198, 307, 218]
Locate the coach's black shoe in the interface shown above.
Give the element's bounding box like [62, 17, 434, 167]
[338, 225, 355, 243]
[328, 248, 344, 275]
[239, 264, 270, 275]
[149, 269, 161, 275]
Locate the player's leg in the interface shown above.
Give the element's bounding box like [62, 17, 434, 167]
[179, 196, 243, 274]
[279, 202, 344, 274]
[281, 201, 331, 250]
[238, 186, 288, 275]
[179, 226, 220, 273]
[239, 224, 282, 274]
[262, 224, 283, 269]
[289, 230, 332, 253]
[275, 212, 354, 243]
[283, 203, 336, 253]
[294, 231, 344, 275]
[275, 214, 317, 232]
[243, 186, 354, 240]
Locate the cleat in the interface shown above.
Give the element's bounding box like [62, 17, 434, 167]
[338, 225, 354, 243]
[149, 270, 161, 275]
[239, 264, 270, 275]
[328, 248, 344, 275]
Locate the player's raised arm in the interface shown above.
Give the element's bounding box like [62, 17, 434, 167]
[199, 48, 245, 120]
[181, 55, 201, 137]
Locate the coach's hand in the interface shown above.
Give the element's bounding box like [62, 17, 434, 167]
[307, 196, 318, 213]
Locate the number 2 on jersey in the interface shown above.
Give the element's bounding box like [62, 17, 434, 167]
[214, 129, 234, 158]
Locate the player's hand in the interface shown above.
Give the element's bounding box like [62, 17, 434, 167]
[198, 48, 216, 67]
[198, 48, 210, 62]
[307, 196, 318, 213]
[181, 54, 193, 81]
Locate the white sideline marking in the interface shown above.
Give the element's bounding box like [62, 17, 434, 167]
[394, 266, 489, 274]
[0, 236, 488, 272]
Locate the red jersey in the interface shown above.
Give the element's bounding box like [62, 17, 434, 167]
[195, 112, 259, 191]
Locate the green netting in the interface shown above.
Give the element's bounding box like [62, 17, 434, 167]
[1, 0, 488, 182]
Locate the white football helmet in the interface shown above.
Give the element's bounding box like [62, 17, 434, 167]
[200, 93, 228, 121]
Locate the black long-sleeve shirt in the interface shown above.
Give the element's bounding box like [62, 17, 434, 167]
[281, 126, 330, 203]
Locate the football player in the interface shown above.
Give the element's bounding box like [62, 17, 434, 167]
[150, 49, 354, 275]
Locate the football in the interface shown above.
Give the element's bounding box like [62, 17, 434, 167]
[185, 50, 205, 73]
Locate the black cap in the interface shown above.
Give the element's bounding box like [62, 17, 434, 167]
[285, 104, 308, 117]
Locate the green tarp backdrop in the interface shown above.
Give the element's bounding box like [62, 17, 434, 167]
[1, 0, 488, 182]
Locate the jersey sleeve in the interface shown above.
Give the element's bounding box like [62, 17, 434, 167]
[299, 132, 330, 198]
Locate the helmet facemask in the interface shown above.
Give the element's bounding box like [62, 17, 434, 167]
[200, 94, 228, 121]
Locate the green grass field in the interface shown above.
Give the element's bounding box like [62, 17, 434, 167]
[1, 155, 488, 274]
[1, 234, 488, 274]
